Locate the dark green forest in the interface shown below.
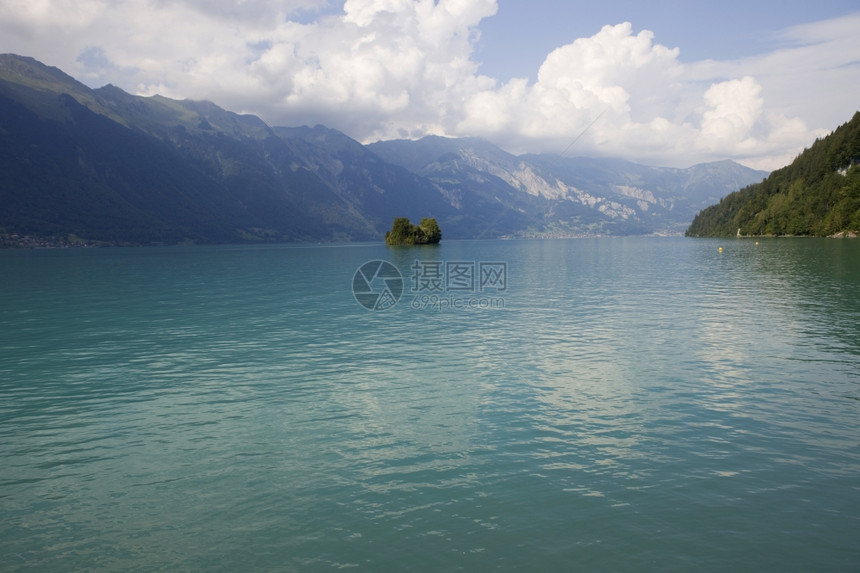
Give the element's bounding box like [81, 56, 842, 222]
[686, 112, 860, 237]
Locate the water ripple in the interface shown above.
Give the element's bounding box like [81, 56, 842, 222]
[1, 239, 859, 571]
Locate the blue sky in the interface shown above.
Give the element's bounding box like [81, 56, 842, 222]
[1, 0, 858, 170]
[477, 0, 860, 77]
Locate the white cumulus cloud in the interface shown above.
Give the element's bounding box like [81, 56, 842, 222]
[700, 77, 763, 148]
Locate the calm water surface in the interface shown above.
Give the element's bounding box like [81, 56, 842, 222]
[1, 238, 859, 571]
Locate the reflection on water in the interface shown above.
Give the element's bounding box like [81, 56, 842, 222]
[1, 238, 859, 571]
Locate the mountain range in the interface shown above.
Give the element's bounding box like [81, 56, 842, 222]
[0, 54, 769, 245]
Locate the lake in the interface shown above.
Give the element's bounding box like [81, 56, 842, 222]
[1, 237, 859, 571]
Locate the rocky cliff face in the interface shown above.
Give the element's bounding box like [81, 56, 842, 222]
[370, 137, 769, 237]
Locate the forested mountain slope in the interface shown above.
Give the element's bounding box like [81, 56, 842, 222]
[687, 112, 860, 237]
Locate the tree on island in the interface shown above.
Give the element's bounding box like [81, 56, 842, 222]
[385, 217, 442, 245]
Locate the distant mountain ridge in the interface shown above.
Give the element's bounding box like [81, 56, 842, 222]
[686, 112, 860, 237]
[0, 54, 769, 245]
[369, 137, 767, 236]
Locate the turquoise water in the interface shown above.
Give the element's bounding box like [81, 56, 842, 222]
[1, 238, 859, 571]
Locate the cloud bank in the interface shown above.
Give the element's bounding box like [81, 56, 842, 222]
[1, 0, 858, 170]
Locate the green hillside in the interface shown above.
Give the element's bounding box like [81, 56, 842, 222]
[686, 112, 860, 237]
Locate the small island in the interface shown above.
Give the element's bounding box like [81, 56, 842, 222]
[385, 217, 442, 246]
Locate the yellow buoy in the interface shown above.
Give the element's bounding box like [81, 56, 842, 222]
[718, 247, 723, 252]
